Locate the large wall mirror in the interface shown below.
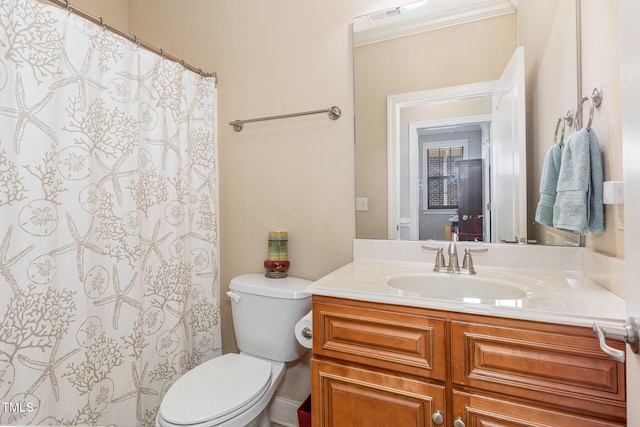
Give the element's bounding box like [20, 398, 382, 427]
[354, 0, 582, 246]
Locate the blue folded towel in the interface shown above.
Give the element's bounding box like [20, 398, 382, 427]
[553, 128, 604, 234]
[535, 143, 563, 227]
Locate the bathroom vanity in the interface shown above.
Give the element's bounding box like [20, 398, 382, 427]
[306, 242, 627, 427]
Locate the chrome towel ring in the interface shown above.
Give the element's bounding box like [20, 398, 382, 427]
[554, 110, 574, 145]
[574, 87, 603, 131]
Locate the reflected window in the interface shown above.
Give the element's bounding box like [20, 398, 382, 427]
[425, 145, 464, 210]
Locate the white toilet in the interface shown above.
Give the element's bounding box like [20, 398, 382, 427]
[156, 273, 312, 427]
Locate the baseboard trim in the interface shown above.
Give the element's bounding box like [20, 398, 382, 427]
[270, 395, 302, 427]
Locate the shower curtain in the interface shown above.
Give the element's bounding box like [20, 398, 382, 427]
[0, 1, 221, 426]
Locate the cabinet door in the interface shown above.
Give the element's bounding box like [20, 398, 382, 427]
[312, 359, 446, 427]
[452, 390, 626, 427]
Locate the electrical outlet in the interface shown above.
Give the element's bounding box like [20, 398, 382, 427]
[356, 197, 368, 212]
[603, 181, 624, 204]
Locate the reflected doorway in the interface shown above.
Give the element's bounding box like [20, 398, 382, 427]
[404, 118, 491, 241]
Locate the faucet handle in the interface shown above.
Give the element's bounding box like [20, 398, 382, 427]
[422, 245, 447, 272]
[461, 247, 488, 275]
[466, 247, 489, 254]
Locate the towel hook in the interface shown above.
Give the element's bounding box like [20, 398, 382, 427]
[575, 87, 603, 131]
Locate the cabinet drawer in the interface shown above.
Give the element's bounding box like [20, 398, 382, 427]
[451, 319, 626, 421]
[312, 358, 446, 427]
[313, 296, 446, 380]
[452, 390, 626, 427]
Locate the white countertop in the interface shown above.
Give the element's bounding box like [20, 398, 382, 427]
[305, 259, 626, 328]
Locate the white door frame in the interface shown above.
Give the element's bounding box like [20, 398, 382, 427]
[387, 81, 496, 239]
[408, 115, 492, 241]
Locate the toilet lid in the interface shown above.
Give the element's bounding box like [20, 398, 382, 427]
[159, 353, 272, 426]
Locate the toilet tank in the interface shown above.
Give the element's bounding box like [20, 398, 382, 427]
[228, 274, 312, 362]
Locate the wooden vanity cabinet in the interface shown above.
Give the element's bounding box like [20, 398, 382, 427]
[311, 295, 626, 427]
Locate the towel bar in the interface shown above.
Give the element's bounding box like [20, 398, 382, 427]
[229, 106, 342, 132]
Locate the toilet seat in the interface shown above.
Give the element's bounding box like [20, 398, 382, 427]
[158, 353, 272, 427]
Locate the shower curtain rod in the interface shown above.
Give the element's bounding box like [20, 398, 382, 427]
[46, 0, 217, 81]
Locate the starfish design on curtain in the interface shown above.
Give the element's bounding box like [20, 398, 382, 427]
[17, 336, 81, 401]
[116, 61, 157, 102]
[111, 362, 159, 422]
[0, 73, 57, 153]
[140, 219, 171, 269]
[146, 119, 181, 168]
[48, 213, 105, 281]
[49, 48, 106, 110]
[194, 166, 217, 199]
[95, 152, 137, 205]
[177, 231, 210, 246]
[178, 93, 205, 127]
[166, 303, 193, 346]
[0, 225, 35, 296]
[94, 266, 142, 329]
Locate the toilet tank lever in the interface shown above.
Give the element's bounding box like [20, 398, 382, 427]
[226, 290, 241, 303]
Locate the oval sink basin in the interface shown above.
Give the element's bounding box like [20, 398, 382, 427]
[387, 273, 529, 304]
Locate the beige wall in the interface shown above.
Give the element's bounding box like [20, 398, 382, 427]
[581, 0, 624, 258]
[355, 14, 517, 239]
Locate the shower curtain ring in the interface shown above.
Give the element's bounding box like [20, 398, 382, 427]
[64, 0, 71, 11]
[99, 17, 106, 30]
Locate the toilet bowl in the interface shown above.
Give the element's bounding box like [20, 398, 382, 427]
[156, 353, 284, 427]
[157, 274, 311, 427]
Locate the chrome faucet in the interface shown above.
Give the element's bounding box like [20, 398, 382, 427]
[422, 233, 488, 275]
[446, 233, 460, 273]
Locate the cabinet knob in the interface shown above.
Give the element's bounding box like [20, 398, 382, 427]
[453, 417, 466, 427]
[431, 410, 444, 425]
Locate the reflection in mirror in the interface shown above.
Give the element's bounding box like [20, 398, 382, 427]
[354, 0, 581, 246]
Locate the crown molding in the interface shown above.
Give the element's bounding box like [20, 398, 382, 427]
[354, 0, 516, 47]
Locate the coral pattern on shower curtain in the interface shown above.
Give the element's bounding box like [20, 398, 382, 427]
[0, 1, 221, 425]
